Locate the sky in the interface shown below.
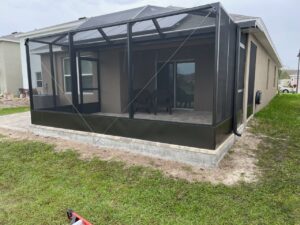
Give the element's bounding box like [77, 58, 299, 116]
[0, 0, 299, 69]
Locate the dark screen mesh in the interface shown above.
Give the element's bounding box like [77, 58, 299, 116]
[27, 8, 218, 126]
[29, 41, 55, 110]
[215, 7, 237, 124]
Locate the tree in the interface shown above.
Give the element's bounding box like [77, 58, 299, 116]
[278, 70, 290, 79]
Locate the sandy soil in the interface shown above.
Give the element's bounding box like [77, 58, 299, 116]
[0, 122, 261, 186]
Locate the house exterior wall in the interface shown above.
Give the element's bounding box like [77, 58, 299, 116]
[100, 49, 123, 113]
[248, 34, 279, 113]
[18, 19, 87, 90]
[37, 38, 214, 114]
[0, 41, 22, 96]
[133, 40, 214, 112]
[36, 50, 100, 109]
[0, 43, 6, 94]
[129, 38, 215, 113]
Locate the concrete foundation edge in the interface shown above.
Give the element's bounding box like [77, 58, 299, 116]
[30, 124, 236, 168]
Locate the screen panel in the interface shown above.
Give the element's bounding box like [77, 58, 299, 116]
[215, 7, 237, 124]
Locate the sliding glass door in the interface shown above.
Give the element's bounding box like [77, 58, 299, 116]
[175, 62, 195, 109]
[78, 53, 101, 113]
[156, 61, 195, 110]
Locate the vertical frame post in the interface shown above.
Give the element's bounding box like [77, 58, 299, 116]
[68, 32, 79, 111]
[212, 4, 221, 149]
[49, 43, 57, 109]
[97, 51, 101, 111]
[233, 25, 241, 135]
[78, 51, 83, 110]
[25, 39, 34, 111]
[213, 4, 220, 127]
[127, 22, 134, 119]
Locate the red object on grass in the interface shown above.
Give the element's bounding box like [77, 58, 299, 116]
[67, 209, 93, 225]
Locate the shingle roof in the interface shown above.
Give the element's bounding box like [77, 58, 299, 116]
[0, 32, 22, 42]
[28, 4, 281, 66]
[77, 7, 259, 32]
[284, 70, 298, 75]
[71, 5, 215, 43]
[77, 5, 180, 30]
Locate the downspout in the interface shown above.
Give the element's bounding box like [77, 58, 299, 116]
[242, 34, 251, 130]
[233, 25, 242, 136]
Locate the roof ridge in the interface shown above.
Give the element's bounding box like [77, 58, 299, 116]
[131, 5, 171, 19]
[131, 5, 149, 19]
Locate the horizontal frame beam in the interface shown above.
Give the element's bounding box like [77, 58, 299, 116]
[52, 34, 68, 44]
[26, 3, 219, 45]
[152, 18, 164, 38]
[28, 39, 68, 47]
[72, 3, 218, 34]
[72, 27, 215, 50]
[97, 28, 111, 43]
[79, 56, 98, 61]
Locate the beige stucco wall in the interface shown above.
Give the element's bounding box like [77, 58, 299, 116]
[36, 34, 279, 116]
[100, 49, 124, 113]
[0, 41, 22, 96]
[130, 38, 215, 112]
[248, 34, 279, 113]
[0, 43, 6, 94]
[37, 50, 100, 108]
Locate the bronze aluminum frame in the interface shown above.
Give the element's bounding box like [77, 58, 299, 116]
[24, 3, 241, 150]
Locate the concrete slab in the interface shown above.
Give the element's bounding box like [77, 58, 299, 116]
[0, 111, 236, 168]
[0, 112, 31, 132]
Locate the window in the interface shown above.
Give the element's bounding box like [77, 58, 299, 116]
[63, 57, 94, 93]
[63, 58, 72, 92]
[266, 59, 270, 89]
[80, 60, 93, 90]
[36, 72, 43, 88]
[176, 62, 195, 109]
[273, 66, 277, 87]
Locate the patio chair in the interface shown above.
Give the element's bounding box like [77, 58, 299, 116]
[176, 87, 193, 108]
[152, 89, 173, 115]
[132, 89, 152, 113]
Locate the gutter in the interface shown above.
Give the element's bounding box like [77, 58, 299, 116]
[0, 39, 20, 44]
[16, 19, 88, 39]
[238, 18, 282, 67]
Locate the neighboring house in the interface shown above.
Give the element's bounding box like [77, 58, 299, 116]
[289, 74, 299, 87]
[284, 69, 298, 76]
[289, 74, 300, 92]
[0, 33, 23, 96]
[17, 18, 88, 92]
[22, 3, 282, 166]
[279, 79, 290, 87]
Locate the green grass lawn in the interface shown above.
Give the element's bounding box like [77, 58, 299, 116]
[0, 95, 299, 224]
[0, 106, 29, 116]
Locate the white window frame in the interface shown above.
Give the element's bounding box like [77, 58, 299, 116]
[63, 58, 71, 93]
[63, 56, 95, 95]
[36, 72, 43, 88]
[80, 59, 94, 94]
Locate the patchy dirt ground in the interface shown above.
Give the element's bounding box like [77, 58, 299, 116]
[0, 97, 29, 108]
[0, 121, 261, 186]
